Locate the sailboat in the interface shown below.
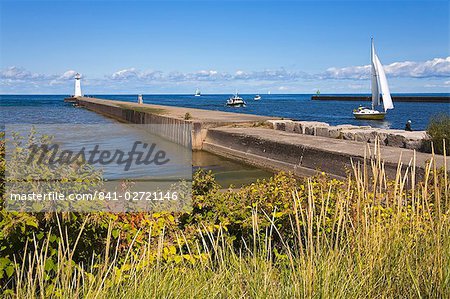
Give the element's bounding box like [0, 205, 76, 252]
[194, 88, 201, 96]
[353, 38, 394, 120]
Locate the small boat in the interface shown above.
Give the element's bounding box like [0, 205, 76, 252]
[254, 95, 261, 101]
[226, 92, 246, 107]
[353, 106, 386, 120]
[194, 88, 201, 96]
[353, 38, 394, 120]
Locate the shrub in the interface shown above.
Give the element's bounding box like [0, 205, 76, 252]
[423, 113, 450, 155]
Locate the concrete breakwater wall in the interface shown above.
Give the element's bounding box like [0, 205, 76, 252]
[202, 127, 440, 180]
[76, 98, 193, 148]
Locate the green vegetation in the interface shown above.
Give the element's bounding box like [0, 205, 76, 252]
[184, 112, 192, 120]
[423, 113, 450, 155]
[0, 132, 449, 298]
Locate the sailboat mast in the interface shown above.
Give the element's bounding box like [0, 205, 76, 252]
[370, 37, 379, 110]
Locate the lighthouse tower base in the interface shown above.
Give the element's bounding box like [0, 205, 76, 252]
[74, 73, 82, 97]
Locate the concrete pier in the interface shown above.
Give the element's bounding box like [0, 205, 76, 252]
[68, 97, 448, 180]
[68, 97, 275, 149]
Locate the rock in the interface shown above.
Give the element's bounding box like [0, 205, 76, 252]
[385, 132, 407, 148]
[293, 122, 303, 134]
[296, 121, 330, 135]
[353, 129, 378, 142]
[328, 128, 343, 138]
[285, 121, 296, 133]
[339, 128, 383, 143]
[315, 126, 332, 138]
[383, 130, 428, 149]
[266, 120, 294, 131]
[331, 125, 372, 139]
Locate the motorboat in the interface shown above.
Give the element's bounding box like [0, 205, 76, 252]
[226, 93, 246, 107]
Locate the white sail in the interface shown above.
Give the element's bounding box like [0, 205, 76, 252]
[374, 54, 394, 111]
[371, 39, 380, 109]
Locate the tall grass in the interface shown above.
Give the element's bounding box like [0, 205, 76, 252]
[5, 142, 450, 298]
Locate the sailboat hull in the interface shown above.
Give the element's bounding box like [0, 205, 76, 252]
[353, 111, 386, 120]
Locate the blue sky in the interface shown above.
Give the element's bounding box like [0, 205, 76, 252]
[0, 0, 449, 94]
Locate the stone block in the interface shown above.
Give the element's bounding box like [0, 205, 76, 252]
[296, 121, 330, 135]
[315, 126, 332, 137]
[386, 130, 427, 149]
[293, 122, 303, 134]
[285, 121, 296, 133]
[327, 127, 343, 138]
[384, 130, 408, 147]
[266, 120, 294, 131]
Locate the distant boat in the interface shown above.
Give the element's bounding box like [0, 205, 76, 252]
[195, 88, 201, 96]
[353, 38, 394, 120]
[226, 92, 246, 107]
[254, 95, 261, 101]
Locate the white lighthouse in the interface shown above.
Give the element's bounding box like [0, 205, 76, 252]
[74, 73, 82, 97]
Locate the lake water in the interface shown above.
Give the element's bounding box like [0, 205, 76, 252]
[1, 94, 273, 187]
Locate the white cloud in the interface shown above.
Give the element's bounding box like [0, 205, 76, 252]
[59, 70, 79, 80]
[0, 66, 41, 80]
[2, 57, 449, 93]
[111, 68, 138, 80]
[106, 67, 309, 83]
[0, 67, 80, 87]
[321, 57, 450, 80]
[321, 65, 370, 80]
[385, 57, 450, 78]
[49, 70, 80, 85]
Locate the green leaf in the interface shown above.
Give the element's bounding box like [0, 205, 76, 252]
[25, 218, 38, 228]
[112, 229, 120, 239]
[45, 259, 55, 272]
[5, 265, 14, 278]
